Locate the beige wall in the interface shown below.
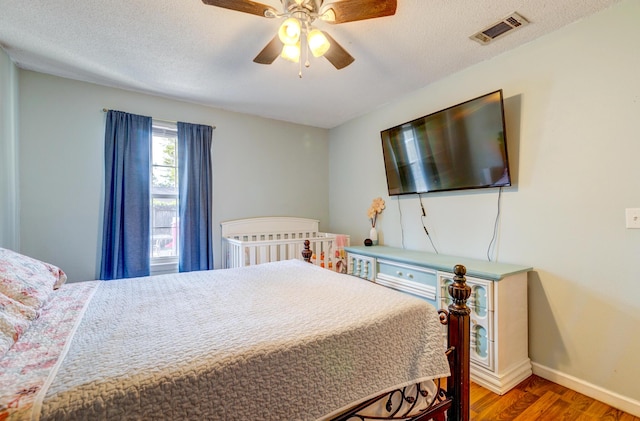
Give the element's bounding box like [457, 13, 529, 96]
[17, 71, 329, 281]
[329, 0, 640, 413]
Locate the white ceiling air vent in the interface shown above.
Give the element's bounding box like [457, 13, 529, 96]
[470, 12, 529, 45]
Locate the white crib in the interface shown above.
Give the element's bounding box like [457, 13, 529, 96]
[220, 217, 349, 270]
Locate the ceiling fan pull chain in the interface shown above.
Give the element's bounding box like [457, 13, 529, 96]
[304, 33, 311, 70]
[299, 31, 309, 78]
[298, 34, 303, 78]
[304, 34, 311, 69]
[298, 33, 301, 78]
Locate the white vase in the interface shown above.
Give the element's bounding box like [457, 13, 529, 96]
[369, 227, 378, 246]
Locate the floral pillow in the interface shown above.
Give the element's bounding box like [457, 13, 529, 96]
[0, 292, 39, 357]
[0, 248, 67, 311]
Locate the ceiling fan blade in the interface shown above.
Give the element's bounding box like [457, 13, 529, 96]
[320, 0, 396, 24]
[201, 0, 277, 18]
[253, 36, 284, 64]
[322, 32, 354, 69]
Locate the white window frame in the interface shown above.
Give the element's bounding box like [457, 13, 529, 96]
[150, 121, 179, 275]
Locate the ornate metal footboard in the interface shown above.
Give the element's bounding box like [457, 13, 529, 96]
[329, 376, 450, 421]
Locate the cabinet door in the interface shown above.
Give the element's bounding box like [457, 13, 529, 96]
[438, 272, 495, 371]
[347, 253, 376, 281]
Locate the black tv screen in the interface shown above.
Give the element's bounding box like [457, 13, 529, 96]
[381, 90, 511, 195]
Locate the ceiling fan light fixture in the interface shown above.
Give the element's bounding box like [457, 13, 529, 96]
[281, 42, 301, 63]
[278, 17, 301, 45]
[201, 0, 399, 72]
[307, 29, 330, 57]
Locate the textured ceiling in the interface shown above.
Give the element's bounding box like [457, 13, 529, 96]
[0, 0, 620, 128]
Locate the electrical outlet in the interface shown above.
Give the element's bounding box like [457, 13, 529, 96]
[626, 208, 640, 229]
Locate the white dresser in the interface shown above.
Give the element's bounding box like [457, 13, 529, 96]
[345, 245, 532, 395]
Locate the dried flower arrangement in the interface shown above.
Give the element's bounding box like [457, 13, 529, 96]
[367, 197, 385, 228]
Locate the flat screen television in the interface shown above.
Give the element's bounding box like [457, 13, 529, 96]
[380, 90, 511, 195]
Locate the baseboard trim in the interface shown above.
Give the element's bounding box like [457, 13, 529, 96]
[532, 362, 640, 417]
[471, 359, 532, 395]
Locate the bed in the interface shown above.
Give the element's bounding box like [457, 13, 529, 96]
[221, 217, 350, 271]
[0, 245, 471, 421]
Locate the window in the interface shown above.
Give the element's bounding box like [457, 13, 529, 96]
[402, 125, 428, 193]
[101, 111, 213, 279]
[151, 121, 179, 267]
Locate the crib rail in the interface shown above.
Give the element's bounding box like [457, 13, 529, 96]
[222, 232, 349, 269]
[221, 217, 349, 270]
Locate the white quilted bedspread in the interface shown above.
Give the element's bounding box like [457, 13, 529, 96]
[40, 260, 449, 420]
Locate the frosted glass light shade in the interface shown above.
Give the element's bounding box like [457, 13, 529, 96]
[278, 18, 301, 45]
[307, 29, 330, 57]
[281, 43, 301, 62]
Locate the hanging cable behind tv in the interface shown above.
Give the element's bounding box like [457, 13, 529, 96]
[418, 194, 438, 254]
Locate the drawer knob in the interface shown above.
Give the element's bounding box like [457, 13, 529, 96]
[407, 273, 413, 279]
[396, 271, 402, 276]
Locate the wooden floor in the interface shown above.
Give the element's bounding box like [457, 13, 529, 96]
[470, 375, 639, 421]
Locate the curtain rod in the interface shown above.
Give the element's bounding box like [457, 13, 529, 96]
[102, 108, 216, 129]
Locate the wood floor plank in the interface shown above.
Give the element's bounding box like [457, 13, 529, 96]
[473, 389, 526, 421]
[533, 395, 572, 420]
[512, 390, 563, 421]
[560, 388, 598, 412]
[519, 375, 566, 397]
[591, 405, 638, 421]
[470, 381, 494, 407]
[486, 390, 540, 421]
[558, 406, 592, 421]
[585, 399, 614, 417]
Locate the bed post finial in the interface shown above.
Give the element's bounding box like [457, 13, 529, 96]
[448, 264, 471, 421]
[302, 240, 313, 263]
[449, 265, 471, 316]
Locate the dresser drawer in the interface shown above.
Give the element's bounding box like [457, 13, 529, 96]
[347, 253, 376, 281]
[376, 259, 437, 305]
[440, 297, 494, 340]
[378, 260, 437, 285]
[471, 331, 494, 371]
[438, 272, 494, 312]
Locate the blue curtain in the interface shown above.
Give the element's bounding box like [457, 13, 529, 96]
[100, 111, 151, 280]
[177, 122, 214, 272]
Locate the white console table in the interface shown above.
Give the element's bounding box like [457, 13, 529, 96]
[344, 245, 533, 395]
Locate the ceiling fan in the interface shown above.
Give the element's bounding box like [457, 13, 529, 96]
[201, 0, 397, 73]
